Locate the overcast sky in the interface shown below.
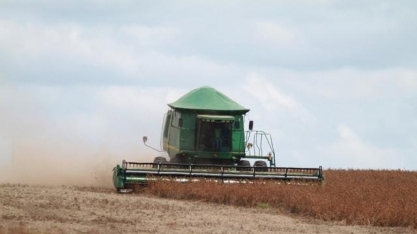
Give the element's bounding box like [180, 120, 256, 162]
[1, 0, 416, 171]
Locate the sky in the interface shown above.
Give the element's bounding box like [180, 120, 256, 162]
[0, 0, 416, 173]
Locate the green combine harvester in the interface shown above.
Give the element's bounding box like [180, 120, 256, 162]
[113, 86, 323, 191]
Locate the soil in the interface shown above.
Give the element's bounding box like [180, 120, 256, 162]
[0, 184, 414, 234]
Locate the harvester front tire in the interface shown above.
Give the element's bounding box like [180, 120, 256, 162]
[153, 156, 167, 168]
[169, 155, 187, 169]
[254, 160, 268, 172]
[237, 160, 251, 171]
[169, 155, 184, 163]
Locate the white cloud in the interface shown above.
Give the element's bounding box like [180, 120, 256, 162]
[242, 73, 314, 124]
[96, 86, 169, 114]
[0, 1, 416, 172]
[0, 20, 138, 74]
[0, 20, 234, 85]
[121, 25, 179, 46]
[136, 53, 233, 82]
[244, 73, 298, 111]
[284, 67, 417, 99]
[320, 124, 401, 169]
[255, 21, 297, 46]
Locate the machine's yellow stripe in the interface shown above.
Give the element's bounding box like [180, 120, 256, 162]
[167, 144, 179, 152]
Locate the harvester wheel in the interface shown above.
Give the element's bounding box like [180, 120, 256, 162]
[153, 156, 167, 168]
[237, 160, 251, 171]
[254, 160, 268, 172]
[169, 155, 182, 163]
[169, 155, 187, 169]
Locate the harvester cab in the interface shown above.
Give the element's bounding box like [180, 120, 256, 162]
[113, 86, 323, 191]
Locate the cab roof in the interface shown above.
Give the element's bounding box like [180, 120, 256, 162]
[168, 86, 249, 113]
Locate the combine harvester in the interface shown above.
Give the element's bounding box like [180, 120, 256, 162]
[113, 86, 323, 191]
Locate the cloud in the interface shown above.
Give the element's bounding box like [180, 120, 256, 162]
[320, 124, 401, 169]
[242, 73, 314, 124]
[284, 68, 417, 100]
[0, 20, 235, 86]
[0, 20, 139, 76]
[3, 1, 417, 71]
[243, 73, 298, 111]
[254, 21, 298, 46]
[121, 25, 179, 46]
[1, 1, 416, 172]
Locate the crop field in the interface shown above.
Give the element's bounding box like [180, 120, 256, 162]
[1, 169, 416, 234]
[144, 169, 417, 229]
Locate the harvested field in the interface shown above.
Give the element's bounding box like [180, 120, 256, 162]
[0, 183, 414, 234]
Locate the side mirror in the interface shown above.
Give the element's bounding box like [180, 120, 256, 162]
[247, 143, 253, 150]
[249, 120, 254, 131]
[142, 135, 165, 152]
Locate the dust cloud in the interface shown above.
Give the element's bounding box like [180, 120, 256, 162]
[0, 136, 155, 188]
[0, 85, 155, 187]
[0, 141, 117, 187]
